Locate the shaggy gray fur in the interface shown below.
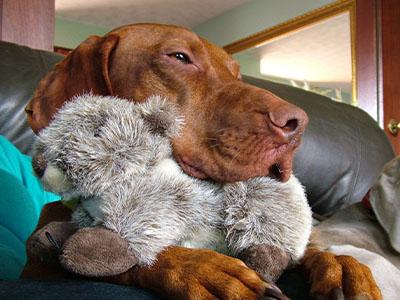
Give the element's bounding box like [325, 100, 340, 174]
[224, 176, 312, 260]
[34, 94, 312, 268]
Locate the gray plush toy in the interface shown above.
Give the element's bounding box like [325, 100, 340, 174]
[32, 94, 312, 283]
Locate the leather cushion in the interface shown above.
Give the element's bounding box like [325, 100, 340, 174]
[0, 40, 63, 157]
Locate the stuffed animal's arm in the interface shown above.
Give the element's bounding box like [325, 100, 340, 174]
[224, 175, 312, 259]
[22, 201, 289, 300]
[223, 175, 312, 282]
[99, 180, 195, 267]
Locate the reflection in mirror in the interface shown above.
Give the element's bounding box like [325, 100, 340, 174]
[224, 0, 356, 106]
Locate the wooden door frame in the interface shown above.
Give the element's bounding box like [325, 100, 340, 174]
[0, 0, 55, 51]
[378, 0, 400, 154]
[335, 0, 400, 154]
[355, 0, 381, 125]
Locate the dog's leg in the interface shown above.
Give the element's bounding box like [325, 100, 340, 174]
[105, 246, 290, 300]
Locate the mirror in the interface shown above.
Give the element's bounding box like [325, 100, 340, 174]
[223, 0, 356, 106]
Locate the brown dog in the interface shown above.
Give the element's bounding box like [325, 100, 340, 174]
[23, 23, 381, 300]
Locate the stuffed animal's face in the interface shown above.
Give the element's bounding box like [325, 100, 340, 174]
[32, 94, 182, 199]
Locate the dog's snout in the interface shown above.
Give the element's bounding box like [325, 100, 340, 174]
[32, 152, 47, 178]
[268, 103, 308, 141]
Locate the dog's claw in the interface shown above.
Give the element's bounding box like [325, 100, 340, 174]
[263, 283, 291, 300]
[45, 231, 63, 253]
[309, 287, 345, 300]
[331, 287, 345, 300]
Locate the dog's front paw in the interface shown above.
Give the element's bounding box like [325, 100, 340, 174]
[60, 227, 137, 277]
[300, 248, 382, 300]
[124, 246, 289, 300]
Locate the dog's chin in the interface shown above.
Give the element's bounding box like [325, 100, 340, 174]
[175, 155, 209, 180]
[175, 153, 292, 183]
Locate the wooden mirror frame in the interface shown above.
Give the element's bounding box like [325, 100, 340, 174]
[223, 0, 357, 105]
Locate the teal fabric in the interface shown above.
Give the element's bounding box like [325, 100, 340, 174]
[0, 135, 60, 279]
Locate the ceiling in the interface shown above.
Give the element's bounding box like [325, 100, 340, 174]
[55, 0, 252, 29]
[55, 0, 352, 96]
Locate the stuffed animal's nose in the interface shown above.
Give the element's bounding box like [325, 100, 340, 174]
[32, 152, 47, 178]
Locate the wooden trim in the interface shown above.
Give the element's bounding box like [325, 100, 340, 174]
[355, 0, 379, 123]
[0, 0, 55, 51]
[54, 46, 72, 55]
[349, 1, 357, 104]
[380, 0, 400, 154]
[0, 0, 3, 40]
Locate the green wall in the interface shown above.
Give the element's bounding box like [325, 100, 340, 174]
[55, 18, 110, 49]
[54, 0, 336, 49]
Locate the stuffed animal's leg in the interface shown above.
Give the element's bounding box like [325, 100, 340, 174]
[31, 221, 78, 264]
[60, 227, 138, 277]
[299, 247, 382, 300]
[238, 244, 291, 284]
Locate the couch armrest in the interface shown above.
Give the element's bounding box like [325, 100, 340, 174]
[0, 40, 64, 157]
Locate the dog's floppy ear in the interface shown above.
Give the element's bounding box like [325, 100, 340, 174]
[101, 34, 119, 96]
[26, 34, 119, 134]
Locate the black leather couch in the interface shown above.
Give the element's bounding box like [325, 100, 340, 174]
[0, 40, 395, 299]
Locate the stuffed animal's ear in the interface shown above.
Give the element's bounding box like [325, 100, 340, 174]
[140, 95, 183, 137]
[32, 151, 48, 179]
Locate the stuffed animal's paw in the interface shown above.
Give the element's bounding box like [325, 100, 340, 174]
[60, 227, 138, 277]
[238, 244, 291, 283]
[31, 221, 78, 264]
[300, 248, 382, 300]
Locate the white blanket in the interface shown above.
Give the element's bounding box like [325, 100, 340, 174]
[313, 203, 400, 299]
[369, 155, 400, 253]
[312, 156, 400, 299]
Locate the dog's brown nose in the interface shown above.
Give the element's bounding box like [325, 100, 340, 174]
[268, 103, 308, 142]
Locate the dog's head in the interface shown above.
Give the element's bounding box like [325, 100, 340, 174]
[27, 23, 308, 183]
[32, 94, 180, 198]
